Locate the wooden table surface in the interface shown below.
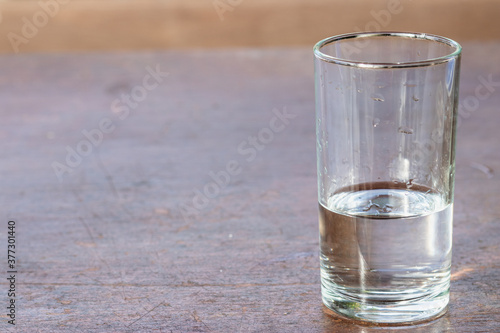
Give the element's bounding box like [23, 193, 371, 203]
[1, 42, 499, 332]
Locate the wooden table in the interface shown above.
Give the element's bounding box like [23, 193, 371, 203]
[1, 42, 499, 332]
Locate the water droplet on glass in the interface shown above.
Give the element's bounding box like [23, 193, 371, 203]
[373, 118, 380, 127]
[372, 97, 384, 102]
[357, 89, 362, 93]
[398, 126, 414, 134]
[412, 96, 419, 101]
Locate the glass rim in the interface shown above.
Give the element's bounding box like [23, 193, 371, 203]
[313, 31, 462, 69]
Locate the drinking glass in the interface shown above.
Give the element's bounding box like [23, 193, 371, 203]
[314, 32, 461, 324]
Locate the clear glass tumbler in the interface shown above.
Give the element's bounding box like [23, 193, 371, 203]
[314, 32, 461, 324]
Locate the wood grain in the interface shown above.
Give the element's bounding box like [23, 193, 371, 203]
[0, 42, 499, 332]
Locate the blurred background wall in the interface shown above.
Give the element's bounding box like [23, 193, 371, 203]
[0, 0, 498, 54]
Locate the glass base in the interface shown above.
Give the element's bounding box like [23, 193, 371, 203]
[322, 285, 449, 324]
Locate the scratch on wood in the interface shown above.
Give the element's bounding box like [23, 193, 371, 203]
[72, 184, 128, 300]
[127, 301, 167, 327]
[78, 217, 96, 245]
[77, 217, 113, 272]
[237, 306, 247, 333]
[192, 310, 212, 331]
[71, 189, 105, 224]
[95, 150, 119, 197]
[192, 310, 202, 322]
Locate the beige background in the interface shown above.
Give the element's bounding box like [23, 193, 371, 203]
[0, 0, 498, 54]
